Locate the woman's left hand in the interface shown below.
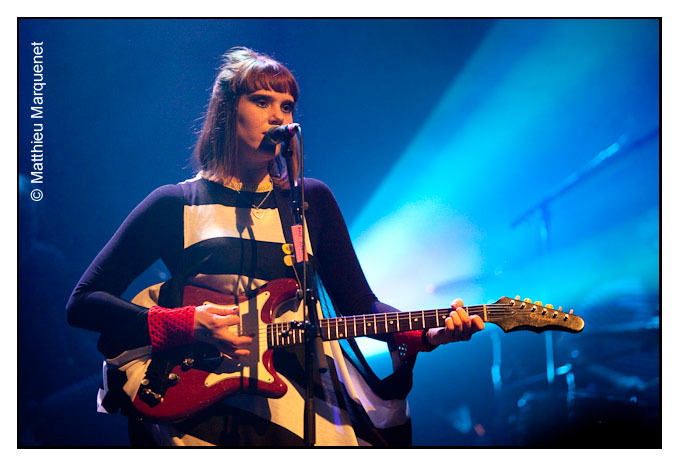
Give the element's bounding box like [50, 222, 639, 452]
[425, 298, 485, 346]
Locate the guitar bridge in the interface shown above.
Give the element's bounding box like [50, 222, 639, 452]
[138, 382, 164, 407]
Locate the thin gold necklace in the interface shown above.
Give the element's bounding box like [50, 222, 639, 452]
[250, 190, 273, 219]
[222, 177, 273, 219]
[222, 177, 273, 193]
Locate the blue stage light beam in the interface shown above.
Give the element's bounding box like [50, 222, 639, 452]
[349, 19, 658, 358]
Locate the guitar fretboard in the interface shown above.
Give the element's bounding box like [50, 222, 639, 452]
[267, 306, 489, 348]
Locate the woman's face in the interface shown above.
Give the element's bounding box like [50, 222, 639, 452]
[236, 89, 295, 168]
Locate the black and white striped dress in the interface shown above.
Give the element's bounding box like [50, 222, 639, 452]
[68, 175, 415, 446]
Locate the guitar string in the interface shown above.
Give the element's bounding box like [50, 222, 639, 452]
[243, 312, 577, 348]
[236, 306, 563, 332]
[234, 307, 574, 338]
[235, 306, 513, 334]
[240, 319, 577, 346]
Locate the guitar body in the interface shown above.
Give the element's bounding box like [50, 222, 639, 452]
[132, 278, 300, 422]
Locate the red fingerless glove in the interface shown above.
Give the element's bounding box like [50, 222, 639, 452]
[147, 305, 196, 352]
[394, 330, 437, 361]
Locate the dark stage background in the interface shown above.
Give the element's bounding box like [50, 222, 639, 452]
[18, 18, 659, 447]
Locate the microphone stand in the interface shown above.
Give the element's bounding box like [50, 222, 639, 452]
[509, 127, 658, 389]
[280, 132, 327, 447]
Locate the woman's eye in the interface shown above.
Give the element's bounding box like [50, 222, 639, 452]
[254, 99, 268, 108]
[282, 104, 294, 113]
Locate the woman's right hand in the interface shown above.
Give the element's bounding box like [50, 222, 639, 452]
[193, 303, 253, 358]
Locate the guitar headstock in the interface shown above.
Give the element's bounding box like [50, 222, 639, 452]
[488, 296, 584, 333]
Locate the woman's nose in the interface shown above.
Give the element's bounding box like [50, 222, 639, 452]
[269, 107, 284, 125]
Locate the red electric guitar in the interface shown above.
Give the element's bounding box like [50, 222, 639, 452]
[132, 278, 584, 422]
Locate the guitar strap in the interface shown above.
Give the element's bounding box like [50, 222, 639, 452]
[274, 183, 327, 285]
[274, 186, 415, 402]
[273, 186, 296, 259]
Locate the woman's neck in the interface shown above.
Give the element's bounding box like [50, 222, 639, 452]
[232, 166, 271, 186]
[202, 157, 274, 192]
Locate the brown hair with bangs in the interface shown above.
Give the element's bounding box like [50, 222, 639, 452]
[193, 47, 300, 189]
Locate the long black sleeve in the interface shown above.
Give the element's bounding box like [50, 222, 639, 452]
[66, 184, 184, 355]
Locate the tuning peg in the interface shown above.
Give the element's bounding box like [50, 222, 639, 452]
[524, 298, 532, 304]
[546, 304, 553, 309]
[282, 243, 294, 255]
[535, 301, 543, 306]
[558, 306, 563, 311]
[283, 255, 295, 266]
[515, 295, 520, 300]
[569, 309, 574, 315]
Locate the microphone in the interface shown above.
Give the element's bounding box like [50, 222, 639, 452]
[263, 123, 300, 145]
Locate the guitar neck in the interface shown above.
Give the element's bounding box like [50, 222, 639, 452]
[267, 298, 584, 348]
[321, 308, 487, 340]
[268, 306, 489, 348]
